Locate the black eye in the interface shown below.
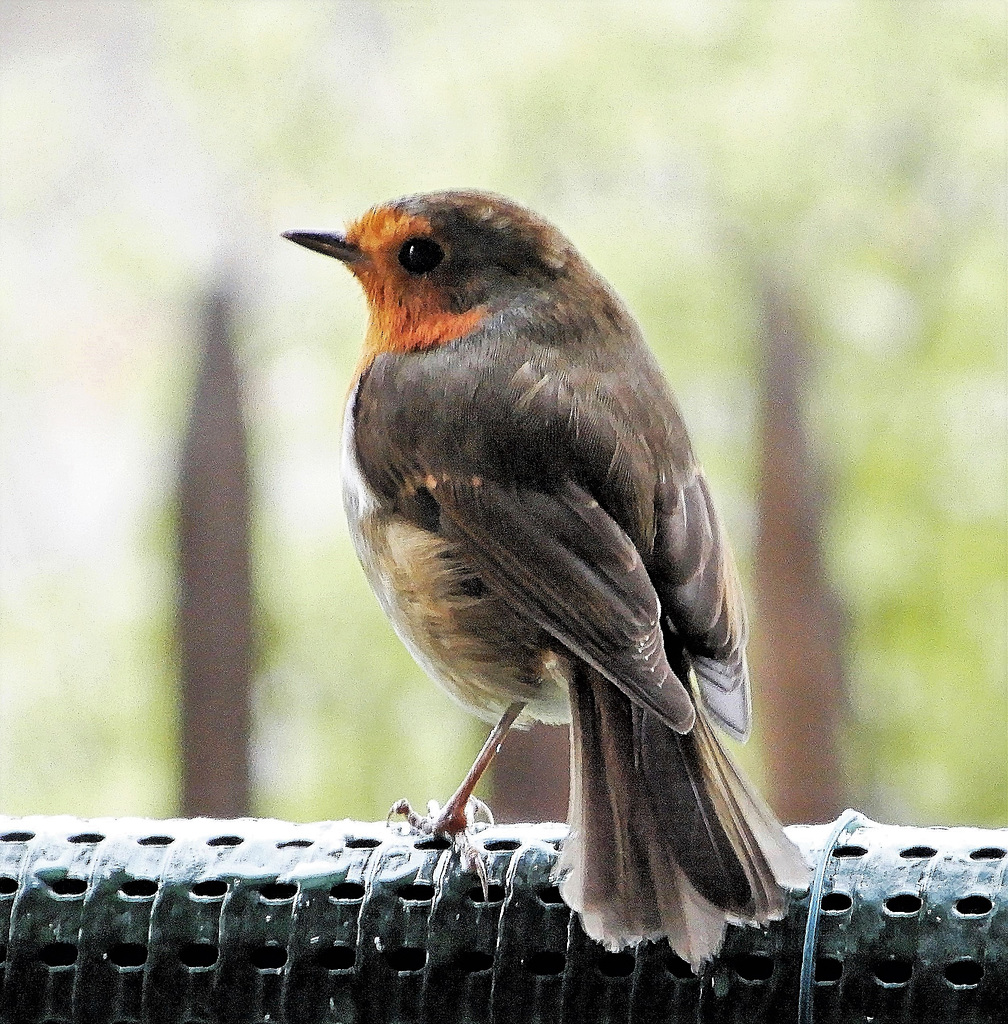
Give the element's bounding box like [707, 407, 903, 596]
[398, 237, 443, 275]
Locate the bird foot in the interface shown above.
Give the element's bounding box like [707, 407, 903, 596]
[387, 795, 494, 899]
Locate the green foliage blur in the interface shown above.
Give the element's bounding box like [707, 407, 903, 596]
[1, 2, 1004, 825]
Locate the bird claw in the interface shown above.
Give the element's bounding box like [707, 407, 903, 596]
[466, 796, 495, 828]
[387, 797, 430, 832]
[386, 797, 448, 834]
[386, 795, 493, 833]
[456, 830, 491, 900]
[386, 795, 493, 897]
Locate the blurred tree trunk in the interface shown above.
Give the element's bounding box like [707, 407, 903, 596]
[177, 285, 252, 818]
[753, 275, 846, 824]
[490, 724, 569, 825]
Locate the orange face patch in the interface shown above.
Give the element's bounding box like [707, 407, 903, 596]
[345, 206, 487, 370]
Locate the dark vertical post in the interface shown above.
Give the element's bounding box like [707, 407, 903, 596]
[753, 275, 846, 824]
[177, 284, 253, 818]
[490, 725, 569, 825]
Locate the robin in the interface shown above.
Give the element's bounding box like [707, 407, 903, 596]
[284, 191, 809, 967]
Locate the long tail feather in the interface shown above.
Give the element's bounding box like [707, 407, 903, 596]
[557, 667, 810, 968]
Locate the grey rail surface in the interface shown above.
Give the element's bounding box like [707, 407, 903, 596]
[0, 813, 1004, 1023]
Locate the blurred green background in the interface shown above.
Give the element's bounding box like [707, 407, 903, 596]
[0, 1, 1004, 826]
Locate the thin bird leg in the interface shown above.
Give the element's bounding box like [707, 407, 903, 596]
[438, 699, 525, 834]
[388, 700, 526, 899]
[389, 700, 526, 838]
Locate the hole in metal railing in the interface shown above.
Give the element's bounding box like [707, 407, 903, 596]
[598, 950, 635, 977]
[483, 838, 521, 851]
[68, 832, 105, 845]
[345, 837, 382, 850]
[884, 893, 923, 915]
[398, 882, 435, 901]
[731, 952, 775, 982]
[191, 880, 228, 899]
[39, 942, 78, 967]
[385, 946, 426, 972]
[536, 885, 564, 905]
[467, 882, 505, 903]
[137, 835, 174, 847]
[944, 958, 983, 988]
[871, 958, 913, 986]
[330, 881, 365, 901]
[821, 891, 852, 913]
[178, 943, 219, 969]
[256, 882, 298, 902]
[108, 943, 147, 968]
[47, 877, 88, 897]
[119, 878, 158, 899]
[816, 957, 843, 983]
[320, 945, 356, 971]
[526, 950, 565, 975]
[0, 877, 16, 896]
[969, 847, 1005, 861]
[414, 836, 451, 850]
[832, 844, 867, 858]
[277, 838, 313, 849]
[665, 952, 694, 979]
[458, 950, 494, 973]
[206, 835, 243, 848]
[899, 845, 937, 860]
[0, 831, 34, 843]
[955, 894, 993, 916]
[250, 944, 288, 970]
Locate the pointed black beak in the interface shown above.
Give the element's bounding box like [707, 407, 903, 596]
[282, 230, 365, 265]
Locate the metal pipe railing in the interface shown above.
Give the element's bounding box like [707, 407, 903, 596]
[0, 812, 1004, 1022]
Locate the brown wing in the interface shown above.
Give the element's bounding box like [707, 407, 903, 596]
[353, 310, 749, 738]
[653, 468, 751, 740]
[434, 475, 695, 733]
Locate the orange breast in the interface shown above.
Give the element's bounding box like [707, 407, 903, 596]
[355, 278, 487, 378]
[344, 205, 488, 377]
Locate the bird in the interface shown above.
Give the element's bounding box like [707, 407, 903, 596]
[283, 190, 810, 967]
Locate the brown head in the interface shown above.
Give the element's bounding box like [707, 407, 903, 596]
[284, 190, 615, 370]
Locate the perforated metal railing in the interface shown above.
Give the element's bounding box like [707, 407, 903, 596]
[0, 813, 1004, 1023]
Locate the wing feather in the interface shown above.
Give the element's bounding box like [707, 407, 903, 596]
[436, 476, 696, 734]
[654, 470, 751, 739]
